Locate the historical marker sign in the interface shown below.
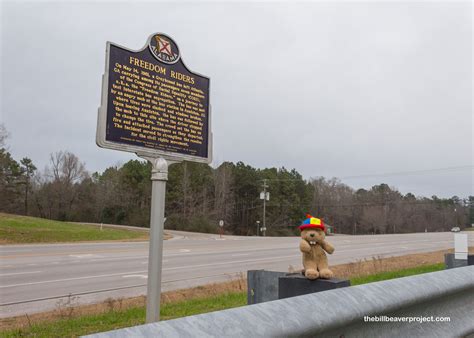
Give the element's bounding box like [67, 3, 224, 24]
[97, 33, 211, 163]
[96, 33, 212, 323]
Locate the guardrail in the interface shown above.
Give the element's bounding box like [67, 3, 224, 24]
[85, 266, 474, 337]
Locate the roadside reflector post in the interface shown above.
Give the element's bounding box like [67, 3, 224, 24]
[141, 156, 178, 323]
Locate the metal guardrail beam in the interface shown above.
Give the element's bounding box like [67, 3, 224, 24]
[85, 266, 474, 337]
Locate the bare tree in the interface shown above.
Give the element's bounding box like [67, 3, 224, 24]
[41, 151, 88, 220]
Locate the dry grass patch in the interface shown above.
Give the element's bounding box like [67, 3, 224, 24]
[331, 247, 473, 280]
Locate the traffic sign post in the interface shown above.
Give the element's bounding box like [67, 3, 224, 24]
[96, 33, 211, 323]
[219, 219, 224, 238]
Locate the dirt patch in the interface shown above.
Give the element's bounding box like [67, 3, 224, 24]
[1, 248, 471, 331]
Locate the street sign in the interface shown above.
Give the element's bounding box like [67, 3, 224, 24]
[96, 33, 211, 324]
[97, 33, 212, 163]
[219, 220, 224, 227]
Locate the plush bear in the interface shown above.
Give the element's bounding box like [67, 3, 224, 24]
[299, 214, 335, 280]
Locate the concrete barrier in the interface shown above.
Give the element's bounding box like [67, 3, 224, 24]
[85, 266, 474, 338]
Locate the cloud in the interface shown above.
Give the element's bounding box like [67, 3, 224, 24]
[1, 1, 472, 197]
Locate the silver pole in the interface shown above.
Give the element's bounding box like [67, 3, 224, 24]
[144, 157, 169, 323]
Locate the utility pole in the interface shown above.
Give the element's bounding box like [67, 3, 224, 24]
[260, 179, 269, 237]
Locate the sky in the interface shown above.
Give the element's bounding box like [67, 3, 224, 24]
[1, 1, 472, 198]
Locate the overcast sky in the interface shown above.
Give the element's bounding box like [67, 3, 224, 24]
[1, 1, 472, 198]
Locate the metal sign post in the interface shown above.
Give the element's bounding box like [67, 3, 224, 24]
[139, 157, 176, 323]
[219, 219, 224, 238]
[96, 33, 211, 323]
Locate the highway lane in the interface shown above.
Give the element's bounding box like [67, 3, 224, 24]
[1, 231, 472, 317]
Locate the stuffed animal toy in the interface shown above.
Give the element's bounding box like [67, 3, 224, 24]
[299, 214, 335, 280]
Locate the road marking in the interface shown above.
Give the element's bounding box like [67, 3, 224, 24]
[122, 274, 147, 279]
[89, 256, 147, 263]
[0, 270, 147, 288]
[179, 249, 190, 253]
[69, 254, 100, 259]
[0, 272, 243, 307]
[162, 254, 299, 272]
[0, 271, 41, 277]
[0, 248, 145, 259]
[0, 254, 299, 288]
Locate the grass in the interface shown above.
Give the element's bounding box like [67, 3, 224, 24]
[0, 213, 148, 244]
[1, 263, 445, 337]
[350, 263, 444, 285]
[1, 293, 246, 337]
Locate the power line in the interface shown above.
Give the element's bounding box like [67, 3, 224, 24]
[340, 165, 473, 180]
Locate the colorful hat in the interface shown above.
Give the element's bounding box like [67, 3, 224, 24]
[299, 214, 325, 231]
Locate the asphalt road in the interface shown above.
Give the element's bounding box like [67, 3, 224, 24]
[1, 231, 472, 318]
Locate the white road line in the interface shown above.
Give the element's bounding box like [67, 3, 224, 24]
[0, 255, 301, 288]
[0, 271, 41, 277]
[179, 249, 190, 253]
[122, 274, 147, 279]
[69, 254, 100, 259]
[89, 256, 147, 263]
[162, 254, 300, 272]
[0, 270, 147, 288]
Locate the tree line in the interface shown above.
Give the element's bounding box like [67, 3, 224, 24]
[1, 124, 472, 235]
